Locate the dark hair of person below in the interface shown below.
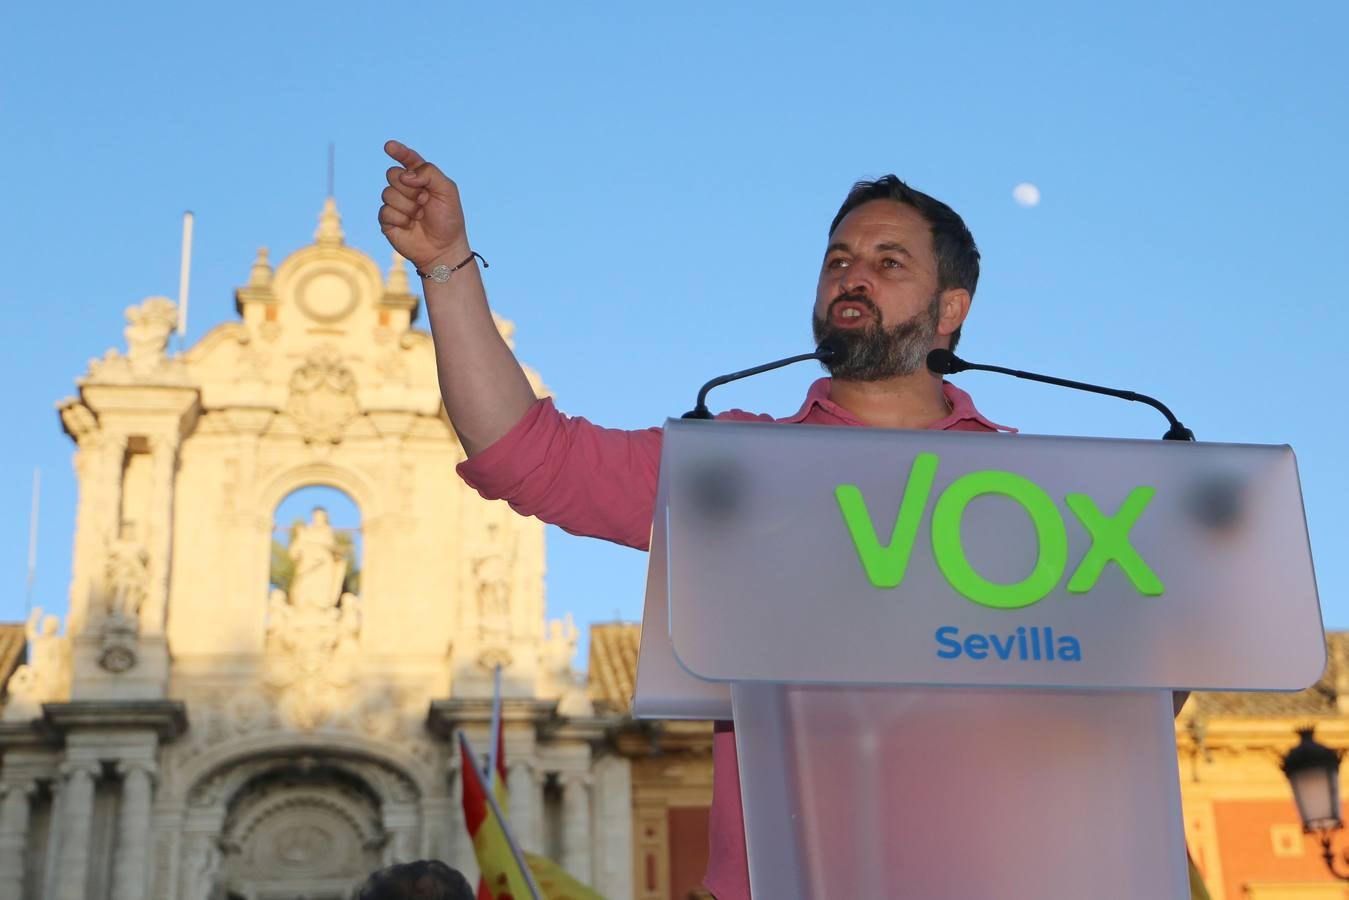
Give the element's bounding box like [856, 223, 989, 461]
[829, 174, 980, 352]
[356, 859, 476, 900]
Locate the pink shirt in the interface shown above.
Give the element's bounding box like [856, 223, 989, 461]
[459, 377, 1012, 899]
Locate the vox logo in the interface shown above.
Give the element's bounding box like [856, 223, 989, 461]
[834, 452, 1164, 610]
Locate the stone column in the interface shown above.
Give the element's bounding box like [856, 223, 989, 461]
[111, 761, 156, 900]
[507, 760, 541, 852]
[559, 772, 593, 884]
[0, 779, 36, 900]
[53, 761, 100, 900]
[590, 755, 634, 900]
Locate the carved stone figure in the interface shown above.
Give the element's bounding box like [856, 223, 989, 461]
[265, 510, 362, 730]
[472, 522, 514, 623]
[288, 508, 347, 612]
[2, 608, 69, 720]
[105, 531, 151, 621]
[123, 296, 179, 373]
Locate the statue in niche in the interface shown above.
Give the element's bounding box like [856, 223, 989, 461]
[265, 508, 362, 730]
[288, 508, 347, 611]
[472, 522, 514, 624]
[123, 296, 178, 372]
[104, 527, 150, 623]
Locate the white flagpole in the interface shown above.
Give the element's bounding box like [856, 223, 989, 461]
[177, 210, 194, 340]
[459, 732, 543, 900]
[25, 467, 39, 617]
[485, 664, 504, 780]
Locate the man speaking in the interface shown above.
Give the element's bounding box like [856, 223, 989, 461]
[377, 139, 1011, 899]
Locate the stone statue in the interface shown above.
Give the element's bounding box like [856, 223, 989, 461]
[472, 522, 514, 622]
[287, 508, 347, 611]
[124, 296, 179, 372]
[264, 512, 361, 730]
[2, 608, 69, 721]
[105, 530, 150, 621]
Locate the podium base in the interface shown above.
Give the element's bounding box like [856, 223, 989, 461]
[731, 684, 1188, 900]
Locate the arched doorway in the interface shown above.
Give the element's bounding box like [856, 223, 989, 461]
[217, 761, 385, 899]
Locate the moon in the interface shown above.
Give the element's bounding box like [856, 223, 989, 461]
[1012, 183, 1041, 207]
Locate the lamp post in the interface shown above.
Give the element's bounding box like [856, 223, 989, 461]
[1282, 726, 1349, 880]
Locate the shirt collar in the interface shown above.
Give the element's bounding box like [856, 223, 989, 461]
[782, 377, 1016, 432]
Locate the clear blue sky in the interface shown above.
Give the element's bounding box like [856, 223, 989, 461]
[2, 1, 1345, 670]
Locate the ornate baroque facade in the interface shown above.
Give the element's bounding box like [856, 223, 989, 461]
[0, 201, 633, 900]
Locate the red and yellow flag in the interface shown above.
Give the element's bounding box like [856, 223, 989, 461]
[460, 733, 606, 900]
[461, 736, 536, 900]
[475, 722, 511, 900]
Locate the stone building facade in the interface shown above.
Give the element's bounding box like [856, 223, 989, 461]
[0, 201, 633, 900]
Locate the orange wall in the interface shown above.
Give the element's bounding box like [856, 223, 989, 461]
[1212, 799, 1349, 899]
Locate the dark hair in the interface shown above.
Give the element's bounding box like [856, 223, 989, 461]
[357, 860, 475, 900]
[829, 175, 979, 351]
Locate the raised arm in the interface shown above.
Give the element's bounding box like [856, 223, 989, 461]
[378, 140, 538, 457]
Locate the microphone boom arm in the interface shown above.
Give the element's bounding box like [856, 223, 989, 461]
[683, 351, 827, 419]
[931, 348, 1194, 441]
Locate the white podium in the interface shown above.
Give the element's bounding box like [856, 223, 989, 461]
[634, 420, 1325, 899]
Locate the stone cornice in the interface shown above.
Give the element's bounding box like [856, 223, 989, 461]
[425, 698, 556, 739]
[541, 715, 624, 744]
[0, 720, 62, 751]
[42, 700, 188, 740]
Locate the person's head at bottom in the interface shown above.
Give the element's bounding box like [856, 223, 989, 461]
[356, 859, 474, 900]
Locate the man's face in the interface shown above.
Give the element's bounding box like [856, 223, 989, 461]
[812, 199, 965, 380]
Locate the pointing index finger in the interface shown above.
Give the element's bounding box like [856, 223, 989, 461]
[384, 139, 427, 169]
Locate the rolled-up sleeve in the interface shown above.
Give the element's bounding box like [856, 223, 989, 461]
[456, 397, 664, 551]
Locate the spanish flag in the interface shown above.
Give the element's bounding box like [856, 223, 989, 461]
[459, 733, 606, 900]
[474, 722, 511, 900]
[461, 734, 536, 900]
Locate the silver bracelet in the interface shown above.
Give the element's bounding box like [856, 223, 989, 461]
[416, 251, 489, 283]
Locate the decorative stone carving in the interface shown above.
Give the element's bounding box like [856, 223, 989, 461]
[181, 833, 223, 900]
[473, 522, 515, 650]
[288, 509, 346, 612]
[94, 529, 152, 671]
[543, 615, 579, 680]
[58, 400, 99, 443]
[124, 297, 180, 373]
[104, 531, 151, 621]
[2, 607, 70, 720]
[265, 510, 362, 730]
[284, 348, 359, 444]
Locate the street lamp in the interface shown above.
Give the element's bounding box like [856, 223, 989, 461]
[1282, 726, 1349, 880]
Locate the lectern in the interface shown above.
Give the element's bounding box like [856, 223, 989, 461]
[633, 420, 1324, 900]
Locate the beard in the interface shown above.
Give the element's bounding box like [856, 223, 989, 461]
[812, 291, 942, 381]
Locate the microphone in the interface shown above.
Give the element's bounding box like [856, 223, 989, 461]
[682, 337, 848, 419]
[926, 348, 1195, 441]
